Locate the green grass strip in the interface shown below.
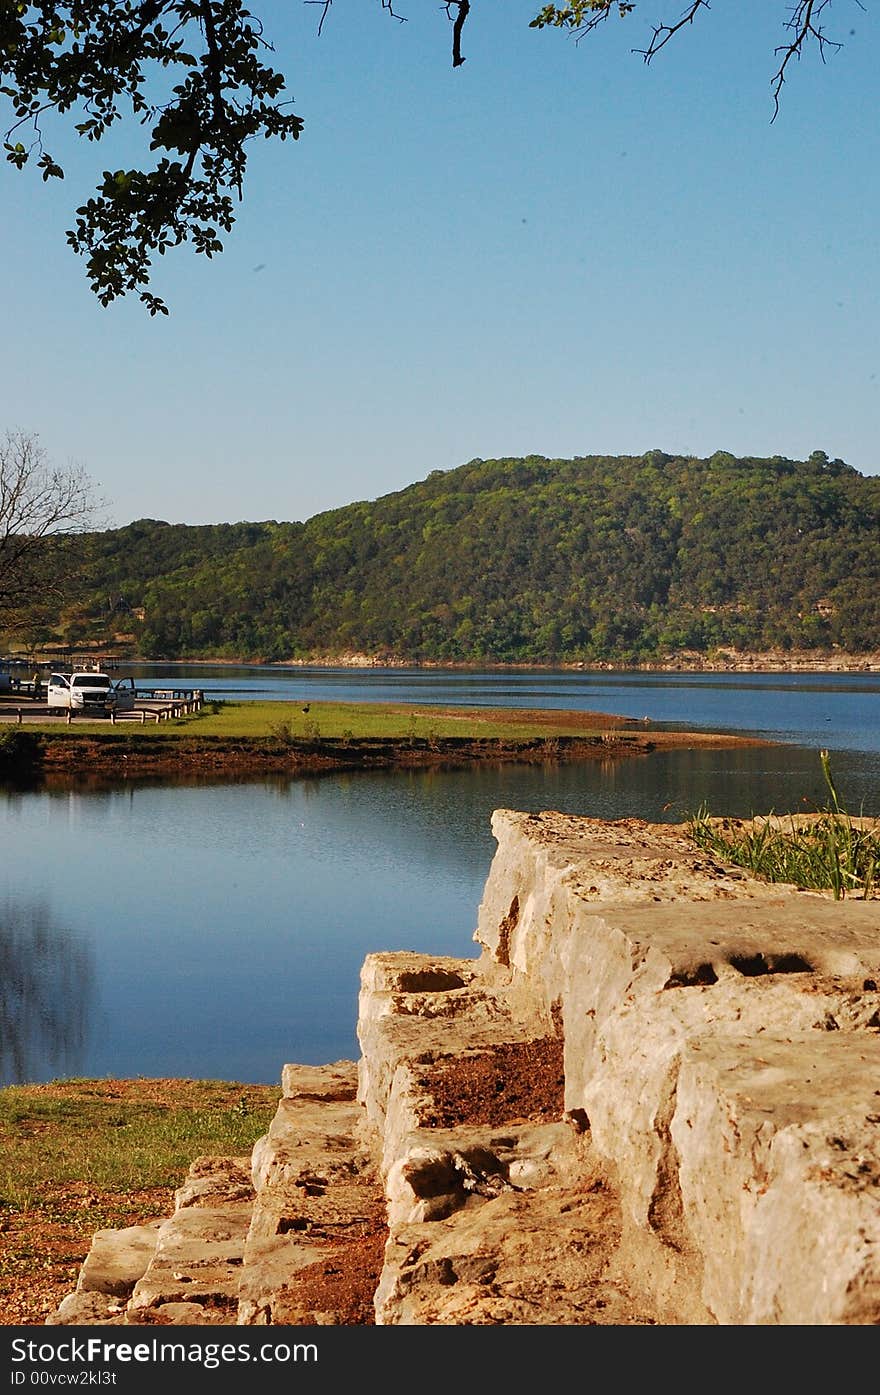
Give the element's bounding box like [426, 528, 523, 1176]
[19, 698, 631, 742]
[0, 1079, 280, 1213]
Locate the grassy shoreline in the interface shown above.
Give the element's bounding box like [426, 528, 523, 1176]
[0, 698, 770, 781]
[4, 696, 677, 740]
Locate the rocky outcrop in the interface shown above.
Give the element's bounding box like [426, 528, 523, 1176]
[49, 811, 880, 1326]
[468, 811, 880, 1324]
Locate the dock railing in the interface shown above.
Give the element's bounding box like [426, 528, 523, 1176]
[111, 689, 204, 722]
[3, 688, 205, 723]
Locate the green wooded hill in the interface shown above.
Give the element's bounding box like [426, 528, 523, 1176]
[49, 449, 880, 663]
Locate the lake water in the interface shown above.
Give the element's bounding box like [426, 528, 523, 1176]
[2, 665, 879, 1088]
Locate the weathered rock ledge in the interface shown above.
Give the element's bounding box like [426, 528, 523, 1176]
[50, 811, 880, 1326]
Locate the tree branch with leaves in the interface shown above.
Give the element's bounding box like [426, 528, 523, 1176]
[1, 1, 862, 314]
[1, 0, 303, 314]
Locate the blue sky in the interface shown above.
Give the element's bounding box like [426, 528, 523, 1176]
[1, 1, 877, 527]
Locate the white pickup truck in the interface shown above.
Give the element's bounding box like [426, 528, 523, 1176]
[46, 671, 136, 716]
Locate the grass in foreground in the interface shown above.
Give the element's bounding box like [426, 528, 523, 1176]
[0, 1077, 280, 1214]
[689, 750, 879, 900]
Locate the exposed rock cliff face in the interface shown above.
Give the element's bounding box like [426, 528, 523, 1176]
[464, 811, 880, 1324]
[50, 812, 880, 1326]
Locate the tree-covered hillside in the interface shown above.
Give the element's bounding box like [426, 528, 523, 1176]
[27, 450, 880, 663]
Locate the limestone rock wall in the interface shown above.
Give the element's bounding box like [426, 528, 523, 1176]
[50, 809, 880, 1327]
[466, 811, 880, 1324]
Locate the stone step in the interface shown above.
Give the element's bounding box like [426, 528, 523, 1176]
[48, 1156, 255, 1327]
[237, 1060, 386, 1325]
[375, 1133, 665, 1325]
[47, 956, 645, 1327]
[351, 950, 689, 1324]
[47, 976, 585, 1328]
[126, 1155, 255, 1325]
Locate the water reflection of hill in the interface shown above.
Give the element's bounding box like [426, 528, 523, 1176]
[0, 898, 95, 1085]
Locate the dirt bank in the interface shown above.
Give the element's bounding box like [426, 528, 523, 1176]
[28, 728, 768, 783]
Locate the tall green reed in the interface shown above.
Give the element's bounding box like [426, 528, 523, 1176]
[688, 750, 877, 900]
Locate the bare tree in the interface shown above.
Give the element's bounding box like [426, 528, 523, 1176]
[0, 430, 100, 631]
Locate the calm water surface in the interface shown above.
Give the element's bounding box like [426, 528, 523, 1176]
[2, 667, 878, 1087]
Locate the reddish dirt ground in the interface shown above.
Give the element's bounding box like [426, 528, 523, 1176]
[415, 1038, 565, 1129]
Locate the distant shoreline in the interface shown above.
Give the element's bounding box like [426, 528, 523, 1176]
[274, 649, 880, 675]
[25, 648, 878, 674]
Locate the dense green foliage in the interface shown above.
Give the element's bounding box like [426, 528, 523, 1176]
[25, 449, 880, 664]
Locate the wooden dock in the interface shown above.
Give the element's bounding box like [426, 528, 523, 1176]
[0, 688, 205, 724]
